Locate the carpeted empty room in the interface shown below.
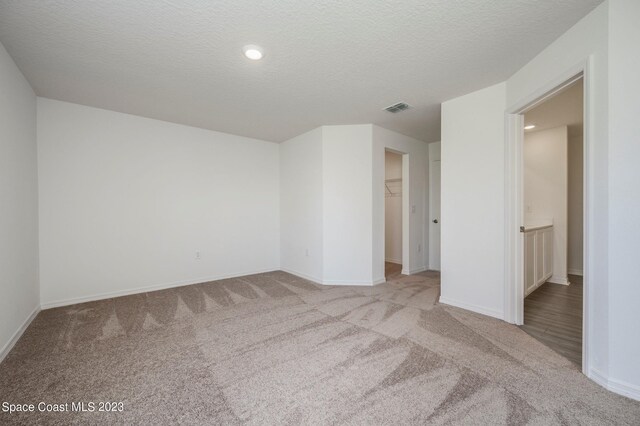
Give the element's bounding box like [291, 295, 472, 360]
[3, 271, 640, 424]
[2, 1, 640, 424]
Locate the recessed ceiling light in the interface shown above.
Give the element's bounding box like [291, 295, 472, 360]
[242, 44, 264, 60]
[524, 124, 536, 130]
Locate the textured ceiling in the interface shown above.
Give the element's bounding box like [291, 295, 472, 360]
[0, 0, 601, 142]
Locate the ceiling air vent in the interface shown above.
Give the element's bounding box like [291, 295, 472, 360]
[384, 102, 411, 113]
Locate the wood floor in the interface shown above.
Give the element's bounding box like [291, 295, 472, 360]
[385, 261, 403, 279]
[521, 275, 583, 366]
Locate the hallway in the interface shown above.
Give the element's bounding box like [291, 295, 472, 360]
[521, 275, 583, 366]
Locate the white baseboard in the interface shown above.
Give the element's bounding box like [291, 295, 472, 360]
[0, 305, 40, 364]
[549, 276, 570, 285]
[279, 267, 323, 285]
[41, 267, 280, 309]
[282, 268, 383, 286]
[321, 278, 379, 286]
[438, 296, 503, 320]
[401, 266, 427, 276]
[590, 368, 640, 401]
[567, 268, 583, 276]
[385, 258, 402, 264]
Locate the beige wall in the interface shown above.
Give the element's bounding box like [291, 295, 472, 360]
[568, 132, 584, 275]
[524, 126, 569, 284]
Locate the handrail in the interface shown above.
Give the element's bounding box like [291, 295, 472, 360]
[521, 224, 553, 233]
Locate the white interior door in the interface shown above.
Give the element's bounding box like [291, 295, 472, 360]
[429, 160, 441, 270]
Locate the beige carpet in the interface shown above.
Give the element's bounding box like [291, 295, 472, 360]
[1, 270, 639, 424]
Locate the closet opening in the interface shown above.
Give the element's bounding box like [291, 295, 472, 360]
[384, 149, 403, 279]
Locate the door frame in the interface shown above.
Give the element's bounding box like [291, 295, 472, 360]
[503, 58, 591, 374]
[428, 154, 441, 271]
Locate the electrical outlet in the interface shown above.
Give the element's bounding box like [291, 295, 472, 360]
[195, 251, 201, 260]
[411, 205, 416, 214]
[418, 244, 422, 252]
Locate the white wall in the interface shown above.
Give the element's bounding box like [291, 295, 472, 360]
[441, 0, 609, 375]
[279, 124, 427, 285]
[524, 126, 569, 284]
[440, 82, 507, 319]
[37, 98, 280, 307]
[607, 0, 640, 397]
[506, 1, 611, 385]
[384, 151, 402, 264]
[0, 42, 39, 360]
[322, 125, 374, 284]
[373, 125, 429, 279]
[568, 132, 584, 275]
[280, 128, 323, 282]
[443, 1, 640, 399]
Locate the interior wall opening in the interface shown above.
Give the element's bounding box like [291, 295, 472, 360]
[519, 78, 584, 367]
[384, 150, 403, 279]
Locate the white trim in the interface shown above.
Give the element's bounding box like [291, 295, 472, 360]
[279, 267, 324, 285]
[0, 305, 40, 363]
[385, 258, 402, 264]
[589, 368, 608, 388]
[41, 267, 279, 309]
[548, 276, 571, 286]
[581, 58, 592, 376]
[282, 268, 385, 287]
[590, 369, 640, 402]
[504, 112, 524, 325]
[567, 268, 583, 276]
[321, 279, 380, 286]
[401, 152, 411, 274]
[438, 297, 503, 320]
[428, 148, 441, 273]
[401, 266, 427, 276]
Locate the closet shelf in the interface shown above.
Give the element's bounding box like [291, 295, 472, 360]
[385, 178, 402, 197]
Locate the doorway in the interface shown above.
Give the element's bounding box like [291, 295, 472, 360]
[519, 79, 584, 366]
[384, 150, 403, 279]
[504, 63, 590, 372]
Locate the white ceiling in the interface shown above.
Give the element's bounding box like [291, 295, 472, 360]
[525, 80, 584, 137]
[0, 0, 601, 143]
